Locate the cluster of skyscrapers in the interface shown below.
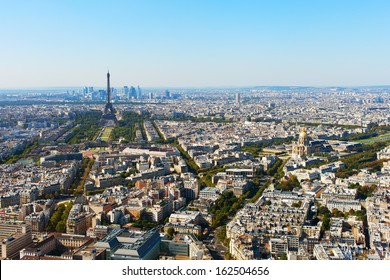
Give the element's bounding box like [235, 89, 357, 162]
[122, 85, 142, 100]
[83, 82, 142, 101]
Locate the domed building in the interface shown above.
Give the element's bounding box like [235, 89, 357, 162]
[292, 127, 311, 159]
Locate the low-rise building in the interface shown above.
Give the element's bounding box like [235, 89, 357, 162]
[0, 223, 33, 259]
[326, 199, 361, 212]
[95, 228, 161, 260]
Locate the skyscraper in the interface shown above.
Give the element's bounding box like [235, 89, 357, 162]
[123, 86, 129, 97]
[236, 93, 240, 105]
[129, 86, 137, 99]
[137, 86, 142, 99]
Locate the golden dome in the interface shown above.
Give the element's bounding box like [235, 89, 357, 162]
[300, 127, 307, 138]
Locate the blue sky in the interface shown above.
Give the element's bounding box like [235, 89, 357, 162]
[1, 0, 389, 88]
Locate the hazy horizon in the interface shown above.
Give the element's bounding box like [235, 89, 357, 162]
[1, 85, 390, 92]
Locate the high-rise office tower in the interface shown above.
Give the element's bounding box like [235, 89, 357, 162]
[129, 86, 136, 99]
[137, 86, 142, 99]
[123, 86, 129, 96]
[236, 93, 241, 105]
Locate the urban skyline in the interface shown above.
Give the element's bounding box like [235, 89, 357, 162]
[1, 0, 390, 266]
[1, 76, 390, 261]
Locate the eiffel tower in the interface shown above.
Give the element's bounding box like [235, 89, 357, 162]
[100, 71, 118, 126]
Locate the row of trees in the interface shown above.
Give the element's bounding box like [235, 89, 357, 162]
[131, 219, 156, 231]
[75, 158, 94, 196]
[240, 139, 293, 157]
[339, 124, 390, 141]
[316, 205, 331, 237]
[67, 111, 102, 144]
[241, 145, 262, 157]
[165, 114, 232, 123]
[0, 141, 39, 164]
[210, 190, 251, 227]
[249, 180, 271, 203]
[68, 158, 94, 196]
[266, 158, 288, 179]
[199, 165, 228, 188]
[349, 183, 377, 200]
[110, 111, 147, 142]
[275, 174, 301, 191]
[336, 141, 388, 178]
[293, 121, 361, 130]
[46, 202, 73, 232]
[173, 142, 199, 173]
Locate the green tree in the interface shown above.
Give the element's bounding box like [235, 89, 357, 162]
[249, 180, 271, 203]
[291, 201, 302, 208]
[267, 158, 283, 176]
[224, 252, 234, 260]
[55, 221, 66, 233]
[67, 111, 102, 144]
[166, 227, 175, 239]
[279, 253, 288, 260]
[276, 175, 301, 191]
[217, 226, 227, 242]
[320, 213, 331, 236]
[356, 185, 377, 199]
[318, 205, 330, 216]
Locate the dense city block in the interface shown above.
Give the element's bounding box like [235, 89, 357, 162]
[0, 85, 389, 260]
